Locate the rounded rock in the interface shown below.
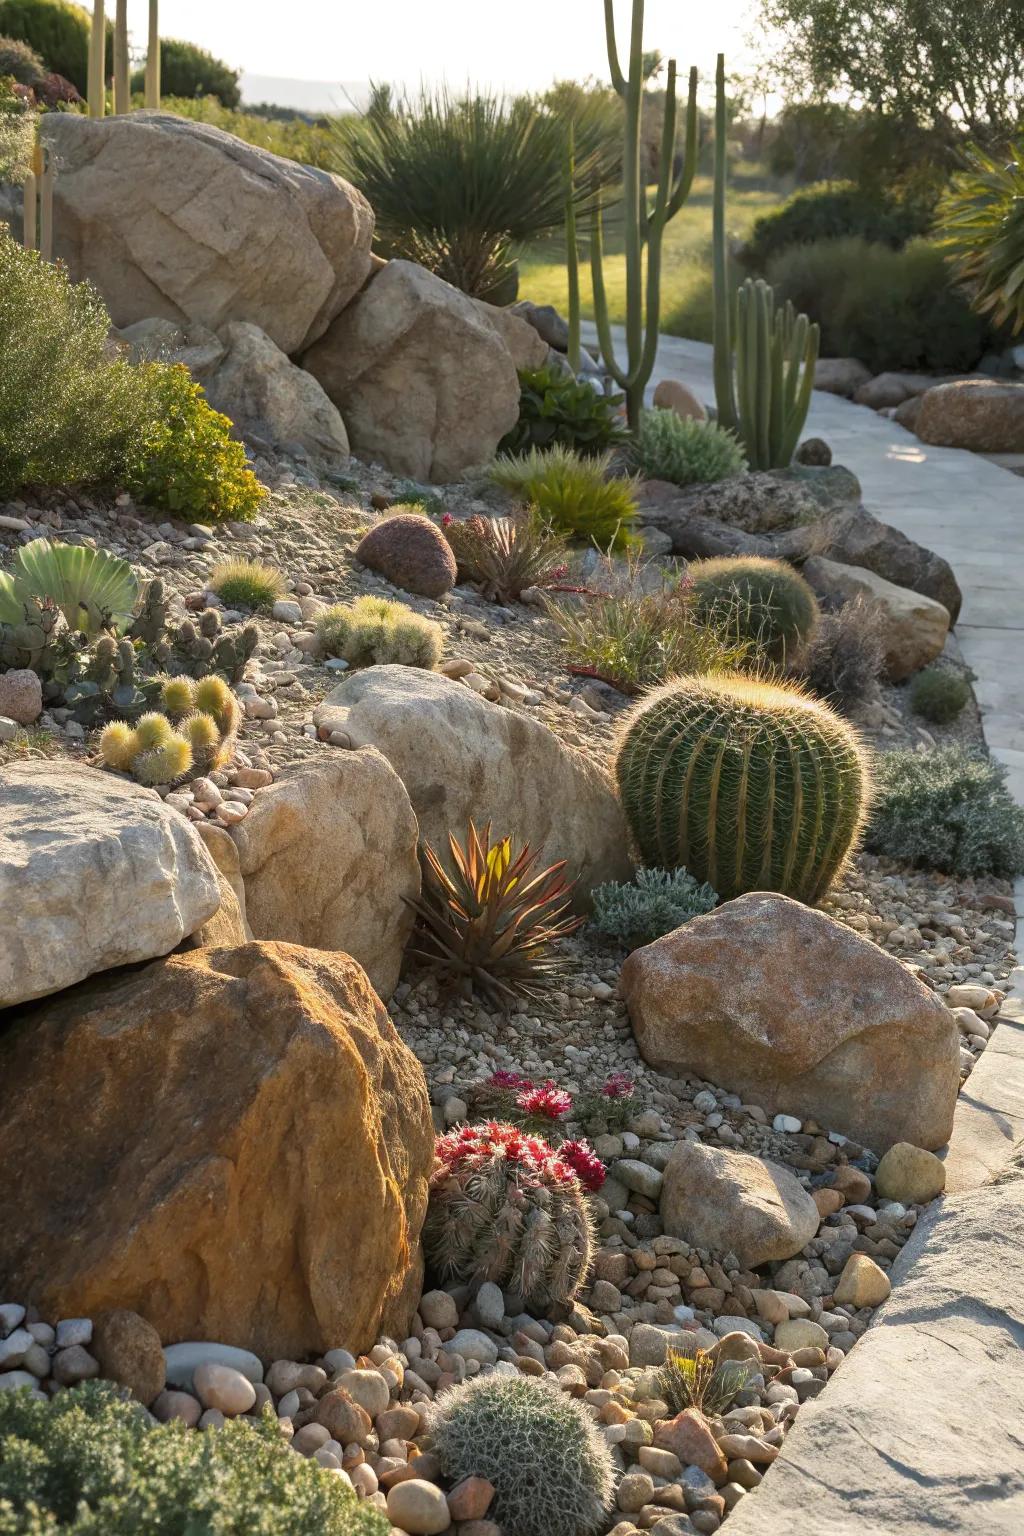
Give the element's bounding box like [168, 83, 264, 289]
[91, 1309, 166, 1406]
[335, 1367, 389, 1420]
[875, 1143, 946, 1205]
[355, 513, 457, 600]
[193, 1361, 257, 1416]
[152, 1388, 202, 1427]
[774, 1318, 828, 1353]
[419, 1290, 459, 1330]
[386, 1477, 452, 1535]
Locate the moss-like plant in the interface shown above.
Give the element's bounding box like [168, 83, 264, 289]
[615, 673, 869, 903]
[208, 558, 286, 611]
[489, 444, 638, 550]
[431, 1373, 615, 1536]
[909, 666, 970, 724]
[628, 407, 746, 486]
[686, 554, 820, 665]
[865, 746, 1024, 877]
[315, 595, 442, 670]
[590, 867, 718, 950]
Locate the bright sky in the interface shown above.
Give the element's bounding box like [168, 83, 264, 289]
[118, 0, 762, 109]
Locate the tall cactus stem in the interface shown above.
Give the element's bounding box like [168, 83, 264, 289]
[565, 125, 582, 373]
[21, 163, 37, 252]
[39, 145, 54, 260]
[712, 53, 737, 433]
[145, 0, 160, 108]
[113, 0, 130, 114]
[88, 0, 105, 118]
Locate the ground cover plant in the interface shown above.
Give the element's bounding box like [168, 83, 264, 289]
[626, 407, 746, 486]
[865, 746, 1024, 877]
[910, 666, 971, 724]
[591, 866, 718, 949]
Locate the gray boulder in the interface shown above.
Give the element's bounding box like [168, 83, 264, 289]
[204, 322, 349, 462]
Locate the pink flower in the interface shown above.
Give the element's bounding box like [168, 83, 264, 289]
[441, 512, 454, 528]
[549, 564, 570, 581]
[516, 1080, 573, 1120]
[559, 1139, 607, 1192]
[602, 1071, 635, 1100]
[488, 1069, 531, 1090]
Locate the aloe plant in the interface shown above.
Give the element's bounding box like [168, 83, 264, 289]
[0, 541, 138, 634]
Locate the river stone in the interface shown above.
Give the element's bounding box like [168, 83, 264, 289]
[0, 760, 221, 1008]
[802, 556, 950, 681]
[0, 942, 434, 1360]
[813, 359, 872, 398]
[91, 1310, 166, 1405]
[164, 1342, 264, 1393]
[204, 321, 349, 462]
[875, 1143, 946, 1205]
[0, 669, 42, 725]
[42, 111, 373, 353]
[915, 379, 1024, 453]
[313, 666, 632, 902]
[226, 752, 419, 1000]
[660, 1141, 820, 1267]
[621, 894, 959, 1153]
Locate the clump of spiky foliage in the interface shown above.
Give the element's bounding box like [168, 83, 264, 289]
[424, 1121, 599, 1312]
[208, 557, 287, 611]
[406, 820, 583, 1006]
[909, 666, 971, 724]
[442, 510, 570, 603]
[315, 595, 443, 670]
[430, 1371, 614, 1536]
[627, 408, 747, 487]
[615, 674, 869, 904]
[865, 747, 1024, 878]
[591, 867, 718, 950]
[489, 444, 638, 551]
[547, 556, 749, 695]
[659, 1347, 755, 1417]
[687, 555, 820, 665]
[794, 594, 885, 715]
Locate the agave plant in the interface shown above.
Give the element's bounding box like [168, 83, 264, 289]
[442, 511, 570, 603]
[406, 820, 583, 1005]
[938, 134, 1024, 334]
[0, 540, 138, 634]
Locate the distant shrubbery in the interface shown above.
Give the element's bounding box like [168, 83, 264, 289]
[0, 0, 108, 93]
[742, 183, 931, 273]
[131, 37, 241, 107]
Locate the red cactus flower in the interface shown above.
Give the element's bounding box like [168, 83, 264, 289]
[441, 512, 454, 527]
[602, 1071, 635, 1100]
[559, 1139, 607, 1192]
[516, 1080, 573, 1120]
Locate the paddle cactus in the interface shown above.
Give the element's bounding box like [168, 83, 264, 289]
[615, 673, 869, 904]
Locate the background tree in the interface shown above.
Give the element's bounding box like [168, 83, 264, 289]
[131, 36, 240, 108]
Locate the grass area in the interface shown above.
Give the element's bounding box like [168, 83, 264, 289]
[517, 166, 785, 343]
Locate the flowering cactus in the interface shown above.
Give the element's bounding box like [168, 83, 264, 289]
[424, 1122, 601, 1311]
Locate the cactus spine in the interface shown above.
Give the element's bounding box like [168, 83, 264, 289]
[88, 1, 105, 118]
[113, 0, 130, 114]
[686, 555, 820, 665]
[145, 0, 160, 108]
[615, 673, 868, 904]
[591, 0, 698, 430]
[711, 56, 819, 468]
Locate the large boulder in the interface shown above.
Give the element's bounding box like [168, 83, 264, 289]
[42, 111, 374, 354]
[0, 761, 221, 1009]
[0, 942, 434, 1360]
[203, 321, 349, 461]
[226, 752, 420, 1000]
[112, 317, 226, 377]
[823, 505, 962, 623]
[312, 667, 632, 902]
[914, 379, 1024, 453]
[620, 893, 960, 1153]
[472, 299, 549, 371]
[637, 466, 860, 540]
[813, 358, 872, 398]
[302, 260, 520, 481]
[660, 1142, 820, 1268]
[803, 556, 950, 681]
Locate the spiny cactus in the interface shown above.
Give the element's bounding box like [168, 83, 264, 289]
[316, 595, 443, 670]
[192, 674, 241, 740]
[686, 555, 820, 664]
[99, 675, 239, 784]
[161, 676, 195, 721]
[129, 578, 169, 647]
[423, 1122, 597, 1311]
[615, 673, 869, 904]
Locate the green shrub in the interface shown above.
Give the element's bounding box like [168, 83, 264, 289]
[0, 1381, 388, 1533]
[0, 0, 108, 92]
[0, 31, 44, 82]
[591, 867, 718, 949]
[431, 1373, 615, 1536]
[315, 595, 442, 669]
[131, 37, 241, 107]
[938, 134, 1024, 335]
[207, 558, 286, 611]
[742, 183, 930, 273]
[0, 231, 148, 497]
[686, 555, 820, 665]
[489, 444, 638, 550]
[909, 666, 971, 724]
[795, 594, 885, 714]
[124, 365, 266, 523]
[1, 72, 37, 182]
[628, 407, 746, 487]
[865, 747, 1024, 877]
[498, 364, 628, 457]
[615, 673, 869, 903]
[766, 237, 989, 374]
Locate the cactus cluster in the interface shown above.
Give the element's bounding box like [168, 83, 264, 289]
[316, 595, 442, 670]
[424, 1122, 597, 1312]
[99, 675, 239, 786]
[686, 555, 820, 665]
[170, 607, 259, 682]
[615, 673, 869, 904]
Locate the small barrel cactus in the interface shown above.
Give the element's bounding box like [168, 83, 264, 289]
[686, 555, 819, 664]
[615, 673, 869, 904]
[423, 1122, 599, 1312]
[355, 509, 458, 599]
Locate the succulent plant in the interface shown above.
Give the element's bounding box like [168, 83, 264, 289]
[686, 555, 820, 665]
[442, 511, 570, 603]
[0, 540, 139, 636]
[99, 710, 197, 788]
[590, 867, 718, 950]
[98, 677, 239, 786]
[355, 510, 458, 599]
[316, 596, 443, 671]
[424, 1122, 598, 1311]
[615, 673, 869, 904]
[161, 676, 195, 721]
[406, 820, 583, 1005]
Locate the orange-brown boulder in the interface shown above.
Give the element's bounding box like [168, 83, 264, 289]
[0, 941, 433, 1361]
[620, 893, 959, 1153]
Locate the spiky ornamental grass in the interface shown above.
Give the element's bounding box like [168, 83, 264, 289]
[424, 1122, 598, 1311]
[615, 673, 869, 904]
[208, 558, 286, 611]
[489, 444, 639, 551]
[406, 820, 583, 1006]
[659, 1347, 754, 1418]
[441, 510, 570, 603]
[686, 554, 820, 666]
[627, 407, 747, 487]
[431, 1372, 614, 1536]
[315, 595, 443, 670]
[591, 867, 718, 950]
[865, 747, 1024, 878]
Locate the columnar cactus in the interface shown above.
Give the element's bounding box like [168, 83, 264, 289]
[615, 673, 869, 904]
[88, 1, 105, 119]
[113, 0, 129, 114]
[686, 555, 820, 664]
[423, 1122, 599, 1311]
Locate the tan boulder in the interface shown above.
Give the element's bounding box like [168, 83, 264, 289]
[226, 752, 420, 999]
[193, 821, 251, 937]
[652, 377, 708, 421]
[833, 1253, 892, 1309]
[0, 760, 221, 1008]
[660, 1141, 820, 1268]
[302, 260, 520, 481]
[91, 1310, 166, 1406]
[42, 111, 373, 353]
[472, 299, 549, 371]
[915, 379, 1024, 453]
[875, 1142, 946, 1205]
[803, 556, 950, 681]
[203, 322, 349, 461]
[0, 942, 434, 1360]
[312, 666, 632, 902]
[620, 893, 959, 1152]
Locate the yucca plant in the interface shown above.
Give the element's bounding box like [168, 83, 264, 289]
[659, 1347, 754, 1417]
[489, 444, 638, 551]
[0, 539, 138, 634]
[442, 510, 570, 603]
[406, 820, 583, 1006]
[938, 134, 1024, 334]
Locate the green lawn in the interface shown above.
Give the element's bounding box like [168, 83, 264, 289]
[517, 167, 785, 344]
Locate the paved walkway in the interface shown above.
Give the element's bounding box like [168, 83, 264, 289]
[584, 328, 1024, 804]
